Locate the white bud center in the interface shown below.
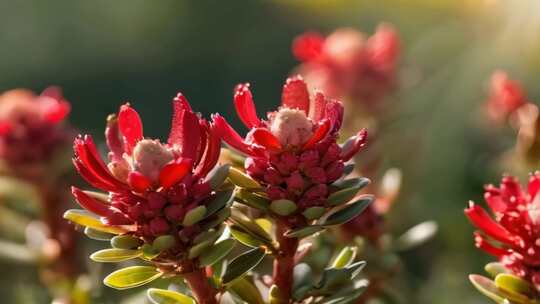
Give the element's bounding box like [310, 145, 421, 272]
[269, 108, 314, 147]
[132, 139, 174, 182]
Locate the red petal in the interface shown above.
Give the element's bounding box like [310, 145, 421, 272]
[303, 119, 330, 149]
[252, 128, 282, 151]
[194, 119, 209, 167]
[159, 158, 193, 188]
[484, 192, 507, 214]
[41, 86, 63, 100]
[180, 109, 201, 160]
[0, 121, 12, 135]
[105, 115, 125, 161]
[341, 129, 368, 161]
[464, 202, 514, 245]
[309, 91, 327, 122]
[118, 104, 143, 154]
[529, 172, 540, 198]
[102, 212, 133, 226]
[474, 232, 508, 257]
[73, 158, 119, 192]
[234, 83, 260, 128]
[282, 76, 310, 114]
[168, 93, 192, 144]
[195, 122, 222, 177]
[71, 186, 112, 217]
[43, 100, 70, 123]
[325, 100, 344, 132]
[292, 32, 324, 62]
[212, 114, 253, 156]
[128, 171, 152, 192]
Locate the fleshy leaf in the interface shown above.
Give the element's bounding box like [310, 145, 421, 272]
[199, 239, 236, 266]
[321, 197, 373, 226]
[111, 235, 143, 249]
[104, 266, 162, 290]
[222, 247, 266, 284]
[204, 189, 234, 219]
[152, 235, 176, 252]
[90, 248, 142, 263]
[147, 288, 196, 304]
[235, 189, 270, 211]
[84, 227, 114, 241]
[205, 164, 231, 190]
[229, 167, 261, 189]
[183, 206, 207, 226]
[228, 275, 265, 304]
[395, 221, 438, 251]
[285, 225, 325, 239]
[332, 246, 357, 269]
[270, 199, 298, 216]
[469, 274, 507, 303]
[64, 209, 125, 234]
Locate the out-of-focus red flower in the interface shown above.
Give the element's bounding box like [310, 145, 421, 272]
[72, 94, 222, 241]
[486, 71, 527, 123]
[465, 173, 540, 289]
[292, 24, 399, 105]
[215, 76, 367, 218]
[0, 87, 71, 167]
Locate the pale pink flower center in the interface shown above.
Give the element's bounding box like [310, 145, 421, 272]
[269, 108, 314, 147]
[132, 139, 174, 182]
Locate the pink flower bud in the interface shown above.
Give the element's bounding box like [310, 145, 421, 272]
[267, 186, 287, 200]
[264, 167, 284, 185]
[149, 217, 170, 236]
[304, 184, 328, 200]
[326, 161, 345, 182]
[164, 204, 185, 222]
[286, 171, 305, 192]
[299, 150, 320, 169]
[305, 167, 326, 184]
[147, 192, 167, 210]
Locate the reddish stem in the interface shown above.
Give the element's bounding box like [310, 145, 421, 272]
[273, 220, 299, 302]
[184, 268, 218, 304]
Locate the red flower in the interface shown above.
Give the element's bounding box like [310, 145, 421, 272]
[0, 87, 71, 168]
[215, 76, 367, 215]
[465, 173, 540, 288]
[72, 94, 222, 241]
[292, 24, 399, 104]
[485, 70, 527, 123]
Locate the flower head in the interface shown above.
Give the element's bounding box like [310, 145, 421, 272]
[72, 94, 228, 268]
[292, 24, 399, 104]
[486, 71, 527, 123]
[0, 87, 71, 172]
[215, 76, 367, 219]
[465, 173, 540, 289]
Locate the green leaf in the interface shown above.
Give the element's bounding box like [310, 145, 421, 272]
[64, 209, 125, 234]
[200, 239, 236, 266]
[332, 246, 357, 269]
[222, 247, 266, 284]
[469, 274, 506, 303]
[230, 211, 273, 242]
[84, 227, 114, 241]
[395, 221, 438, 251]
[327, 185, 365, 206]
[147, 288, 195, 304]
[293, 263, 314, 300]
[485, 262, 511, 278]
[111, 235, 143, 249]
[90, 248, 142, 263]
[183, 206, 207, 226]
[229, 167, 261, 189]
[302, 207, 326, 220]
[316, 261, 366, 295]
[193, 227, 224, 244]
[235, 189, 270, 211]
[269, 284, 285, 304]
[104, 266, 162, 290]
[153, 235, 176, 252]
[321, 197, 373, 226]
[228, 276, 265, 304]
[141, 244, 160, 260]
[206, 164, 231, 190]
[321, 280, 368, 304]
[284, 225, 325, 239]
[188, 239, 213, 259]
[494, 273, 533, 296]
[230, 226, 264, 248]
[343, 163, 355, 176]
[200, 208, 230, 230]
[204, 189, 234, 219]
[332, 177, 370, 190]
[270, 199, 297, 216]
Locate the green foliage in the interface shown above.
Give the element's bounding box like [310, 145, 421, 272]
[147, 288, 196, 304]
[222, 247, 266, 284]
[90, 248, 142, 263]
[104, 266, 163, 290]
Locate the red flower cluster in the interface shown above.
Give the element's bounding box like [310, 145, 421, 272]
[215, 76, 367, 217]
[486, 71, 527, 123]
[0, 87, 71, 168]
[72, 95, 222, 242]
[292, 24, 399, 105]
[465, 173, 540, 288]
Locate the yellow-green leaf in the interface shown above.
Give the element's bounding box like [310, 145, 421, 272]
[64, 209, 125, 234]
[90, 248, 142, 263]
[104, 266, 162, 290]
[147, 288, 195, 304]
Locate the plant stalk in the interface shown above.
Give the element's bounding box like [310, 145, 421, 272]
[184, 268, 218, 304]
[273, 220, 299, 302]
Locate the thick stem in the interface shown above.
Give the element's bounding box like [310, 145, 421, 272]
[273, 220, 299, 302]
[184, 268, 218, 304]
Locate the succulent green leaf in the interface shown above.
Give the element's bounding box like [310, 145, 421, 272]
[269, 284, 285, 304]
[235, 189, 270, 211]
[104, 266, 162, 290]
[200, 208, 230, 230]
[395, 221, 438, 251]
[199, 239, 236, 266]
[343, 163, 355, 176]
[332, 246, 357, 269]
[230, 226, 264, 248]
[206, 164, 231, 190]
[222, 247, 266, 284]
[188, 239, 213, 259]
[84, 227, 114, 241]
[270, 199, 297, 216]
[321, 197, 373, 226]
[302, 207, 326, 220]
[141, 243, 160, 260]
[147, 288, 196, 304]
[228, 276, 265, 304]
[494, 273, 533, 296]
[183, 206, 207, 226]
[332, 177, 370, 190]
[469, 274, 507, 303]
[63, 209, 125, 234]
[485, 262, 511, 278]
[293, 263, 314, 300]
[316, 261, 366, 295]
[327, 183, 366, 206]
[284, 225, 325, 239]
[153, 235, 176, 252]
[204, 189, 234, 219]
[111, 235, 143, 249]
[230, 211, 273, 242]
[228, 167, 261, 189]
[90, 248, 142, 263]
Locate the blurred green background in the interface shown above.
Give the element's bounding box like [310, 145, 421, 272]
[1, 0, 540, 302]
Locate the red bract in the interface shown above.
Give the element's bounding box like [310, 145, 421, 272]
[215, 76, 367, 215]
[465, 173, 540, 289]
[72, 95, 222, 240]
[486, 71, 527, 123]
[0, 87, 71, 168]
[292, 24, 399, 105]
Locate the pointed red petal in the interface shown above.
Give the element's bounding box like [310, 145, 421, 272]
[325, 100, 344, 132]
[168, 93, 192, 144]
[128, 171, 152, 192]
[159, 158, 193, 188]
[252, 128, 282, 151]
[43, 100, 70, 123]
[529, 172, 540, 198]
[71, 186, 112, 217]
[195, 122, 222, 177]
[0, 121, 12, 136]
[474, 232, 508, 257]
[465, 202, 514, 245]
[303, 119, 330, 149]
[212, 114, 253, 156]
[234, 83, 261, 128]
[102, 212, 133, 226]
[179, 109, 201, 160]
[341, 129, 368, 161]
[105, 115, 125, 161]
[194, 119, 209, 167]
[118, 104, 143, 154]
[310, 91, 327, 122]
[282, 76, 310, 114]
[292, 32, 324, 62]
[484, 192, 507, 214]
[73, 159, 118, 192]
